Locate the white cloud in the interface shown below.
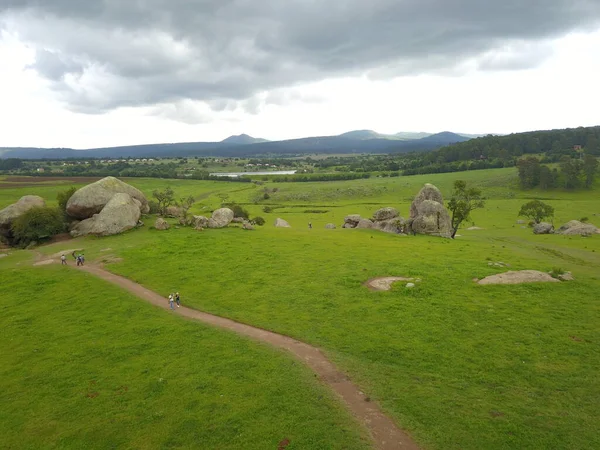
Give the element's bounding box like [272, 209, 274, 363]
[1, 29, 599, 148]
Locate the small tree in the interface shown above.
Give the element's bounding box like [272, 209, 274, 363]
[152, 187, 175, 216]
[56, 186, 77, 218]
[177, 195, 196, 223]
[447, 180, 485, 239]
[11, 206, 65, 247]
[583, 154, 598, 188]
[518, 200, 554, 224]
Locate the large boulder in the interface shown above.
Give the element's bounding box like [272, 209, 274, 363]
[274, 218, 291, 228]
[555, 220, 600, 236]
[165, 205, 184, 218]
[207, 208, 234, 229]
[373, 218, 406, 234]
[66, 176, 149, 219]
[533, 222, 554, 235]
[408, 184, 452, 238]
[344, 214, 362, 228]
[356, 219, 374, 229]
[154, 218, 170, 230]
[408, 200, 453, 238]
[410, 184, 444, 219]
[70, 193, 141, 237]
[193, 215, 209, 229]
[0, 195, 46, 236]
[373, 207, 399, 222]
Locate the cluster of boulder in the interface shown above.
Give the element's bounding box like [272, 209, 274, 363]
[533, 220, 600, 236]
[156, 208, 257, 231]
[68, 177, 149, 237]
[0, 195, 47, 242]
[339, 184, 453, 238]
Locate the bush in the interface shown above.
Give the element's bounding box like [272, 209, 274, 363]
[147, 200, 160, 214]
[56, 186, 77, 217]
[11, 206, 65, 247]
[580, 217, 589, 223]
[549, 267, 566, 279]
[252, 216, 266, 226]
[229, 204, 249, 219]
[263, 206, 273, 213]
[263, 192, 271, 200]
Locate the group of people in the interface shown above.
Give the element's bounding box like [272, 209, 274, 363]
[60, 251, 85, 266]
[168, 292, 181, 309]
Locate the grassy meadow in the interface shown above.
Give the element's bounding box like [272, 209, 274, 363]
[2, 167, 600, 449]
[0, 261, 368, 449]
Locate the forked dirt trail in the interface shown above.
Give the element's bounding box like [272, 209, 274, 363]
[79, 264, 419, 450]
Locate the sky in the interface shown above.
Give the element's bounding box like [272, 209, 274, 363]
[1, 1, 600, 149]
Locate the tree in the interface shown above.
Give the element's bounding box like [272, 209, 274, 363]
[583, 154, 598, 188]
[560, 156, 583, 189]
[518, 200, 554, 224]
[447, 180, 485, 239]
[177, 195, 195, 222]
[11, 206, 65, 247]
[517, 157, 541, 188]
[152, 187, 175, 216]
[56, 186, 77, 218]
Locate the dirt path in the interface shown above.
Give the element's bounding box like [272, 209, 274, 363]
[78, 264, 419, 450]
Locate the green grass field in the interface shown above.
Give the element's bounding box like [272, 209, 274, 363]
[0, 263, 368, 449]
[2, 168, 599, 449]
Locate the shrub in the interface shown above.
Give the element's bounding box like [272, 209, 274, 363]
[147, 200, 160, 214]
[230, 204, 250, 219]
[11, 206, 65, 247]
[263, 206, 273, 213]
[549, 267, 566, 279]
[580, 217, 589, 223]
[263, 192, 271, 200]
[252, 216, 266, 226]
[56, 186, 77, 217]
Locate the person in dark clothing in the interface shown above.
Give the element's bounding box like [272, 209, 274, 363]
[175, 293, 181, 307]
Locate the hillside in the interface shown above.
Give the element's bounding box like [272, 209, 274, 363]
[0, 130, 477, 160]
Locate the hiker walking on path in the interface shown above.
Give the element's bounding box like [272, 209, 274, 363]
[168, 294, 175, 310]
[175, 292, 181, 308]
[76, 254, 85, 266]
[61, 254, 67, 265]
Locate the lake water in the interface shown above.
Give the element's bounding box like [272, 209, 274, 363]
[209, 170, 297, 178]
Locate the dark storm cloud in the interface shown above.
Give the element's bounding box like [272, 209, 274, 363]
[2, 0, 600, 120]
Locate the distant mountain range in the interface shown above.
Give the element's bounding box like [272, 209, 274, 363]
[0, 130, 480, 160]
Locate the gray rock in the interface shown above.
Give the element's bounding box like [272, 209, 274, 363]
[242, 223, 255, 231]
[208, 208, 234, 228]
[373, 218, 406, 234]
[342, 223, 354, 229]
[231, 217, 245, 223]
[533, 222, 554, 235]
[193, 215, 209, 229]
[410, 184, 444, 219]
[325, 223, 336, 229]
[66, 176, 149, 219]
[165, 205, 183, 218]
[274, 218, 291, 228]
[356, 218, 374, 229]
[408, 199, 453, 238]
[0, 195, 46, 237]
[516, 220, 526, 224]
[70, 193, 141, 237]
[154, 218, 170, 230]
[406, 283, 416, 288]
[344, 214, 362, 227]
[557, 271, 574, 281]
[372, 207, 399, 222]
[556, 220, 600, 236]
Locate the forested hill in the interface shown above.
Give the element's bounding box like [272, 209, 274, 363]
[432, 125, 600, 162]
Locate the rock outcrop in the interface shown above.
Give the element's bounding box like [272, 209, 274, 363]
[356, 218, 374, 229]
[154, 218, 170, 230]
[165, 205, 183, 218]
[373, 218, 406, 234]
[325, 223, 337, 229]
[193, 216, 209, 229]
[372, 207, 399, 222]
[66, 176, 149, 219]
[533, 222, 554, 235]
[70, 193, 141, 237]
[407, 184, 452, 238]
[0, 195, 46, 237]
[555, 220, 599, 236]
[274, 218, 291, 228]
[207, 208, 234, 229]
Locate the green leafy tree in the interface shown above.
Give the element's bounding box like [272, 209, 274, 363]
[517, 157, 541, 188]
[560, 156, 583, 189]
[518, 200, 554, 224]
[583, 154, 598, 188]
[11, 206, 65, 247]
[152, 187, 175, 216]
[56, 186, 77, 218]
[447, 180, 485, 239]
[177, 195, 196, 222]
